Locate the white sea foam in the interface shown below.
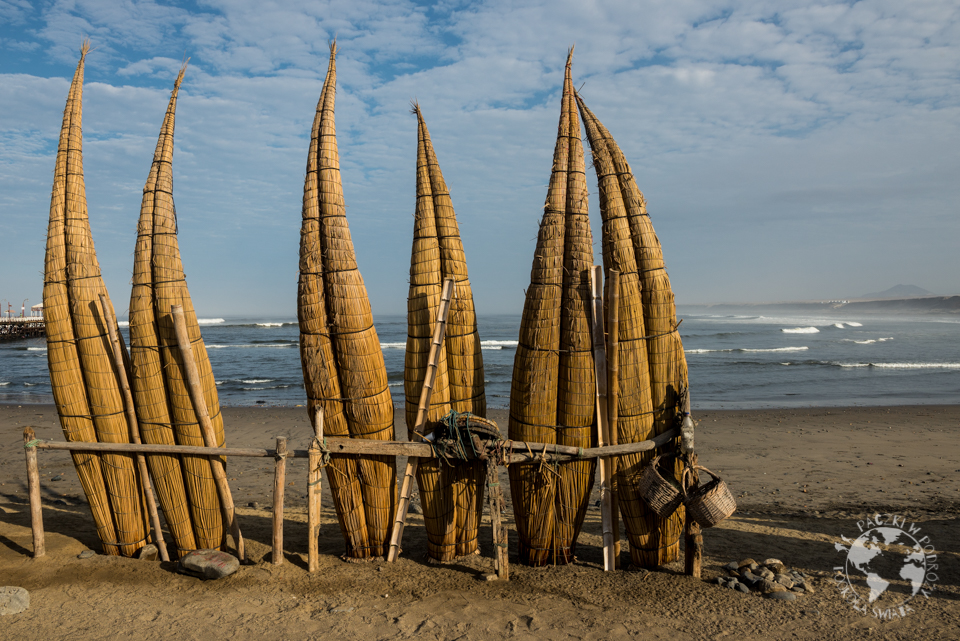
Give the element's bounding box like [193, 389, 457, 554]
[198, 318, 225, 325]
[837, 362, 960, 370]
[27, 347, 47, 351]
[215, 380, 224, 385]
[117, 320, 129, 327]
[207, 343, 295, 348]
[388, 382, 403, 387]
[846, 321, 863, 327]
[241, 379, 273, 384]
[23, 382, 38, 386]
[481, 340, 518, 348]
[843, 337, 894, 345]
[686, 346, 807, 354]
[256, 322, 284, 327]
[782, 327, 819, 334]
[380, 342, 406, 349]
[0, 382, 9, 386]
[833, 323, 845, 329]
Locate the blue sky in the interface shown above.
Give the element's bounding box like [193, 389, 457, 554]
[1, 0, 958, 317]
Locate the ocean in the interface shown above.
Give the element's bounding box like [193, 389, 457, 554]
[2, 311, 958, 410]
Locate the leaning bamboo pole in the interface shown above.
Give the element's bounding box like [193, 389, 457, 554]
[577, 93, 668, 568]
[44, 41, 148, 557]
[42, 41, 119, 555]
[508, 47, 595, 566]
[127, 63, 200, 557]
[299, 42, 396, 559]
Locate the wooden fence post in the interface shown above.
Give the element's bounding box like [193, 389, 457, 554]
[23, 427, 45, 558]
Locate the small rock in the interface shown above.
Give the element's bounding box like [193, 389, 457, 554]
[248, 501, 260, 509]
[77, 550, 95, 559]
[410, 503, 423, 515]
[726, 579, 741, 590]
[724, 561, 739, 572]
[737, 558, 757, 568]
[137, 544, 158, 562]
[758, 579, 787, 594]
[791, 586, 806, 593]
[735, 583, 751, 594]
[715, 576, 726, 585]
[178, 549, 239, 579]
[739, 571, 760, 588]
[801, 580, 815, 594]
[748, 562, 759, 572]
[759, 569, 775, 581]
[775, 574, 794, 589]
[763, 558, 784, 567]
[484, 573, 498, 582]
[0, 587, 29, 616]
[767, 591, 797, 601]
[52, 499, 70, 506]
[767, 563, 786, 574]
[51, 475, 64, 482]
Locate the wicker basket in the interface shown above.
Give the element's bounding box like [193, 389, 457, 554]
[682, 465, 736, 528]
[638, 455, 684, 517]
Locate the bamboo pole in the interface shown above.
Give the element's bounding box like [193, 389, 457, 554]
[605, 270, 621, 568]
[23, 427, 45, 558]
[272, 436, 287, 565]
[589, 266, 615, 571]
[308, 407, 324, 573]
[170, 304, 244, 560]
[99, 295, 169, 562]
[388, 277, 455, 562]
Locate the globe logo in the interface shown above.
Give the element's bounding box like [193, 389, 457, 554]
[834, 514, 937, 620]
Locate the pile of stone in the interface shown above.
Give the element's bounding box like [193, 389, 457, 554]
[715, 558, 815, 601]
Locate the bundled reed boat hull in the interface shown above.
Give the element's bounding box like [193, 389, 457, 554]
[129, 63, 225, 555]
[299, 43, 396, 559]
[43, 42, 148, 557]
[508, 48, 596, 566]
[406, 105, 487, 562]
[577, 95, 687, 568]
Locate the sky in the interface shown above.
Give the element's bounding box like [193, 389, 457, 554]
[1, 0, 958, 318]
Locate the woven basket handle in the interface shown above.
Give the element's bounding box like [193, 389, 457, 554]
[681, 464, 718, 496]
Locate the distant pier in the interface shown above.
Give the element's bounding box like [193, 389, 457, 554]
[0, 317, 46, 342]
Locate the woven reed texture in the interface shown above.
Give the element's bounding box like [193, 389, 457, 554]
[577, 94, 686, 568]
[43, 43, 119, 555]
[406, 106, 486, 561]
[508, 48, 596, 566]
[128, 64, 205, 557]
[299, 43, 396, 559]
[43, 42, 148, 557]
[600, 115, 688, 559]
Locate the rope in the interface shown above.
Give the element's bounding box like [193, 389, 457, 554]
[24, 438, 42, 448]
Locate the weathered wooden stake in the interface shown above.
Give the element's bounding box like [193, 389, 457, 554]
[171, 304, 244, 561]
[272, 436, 287, 565]
[307, 407, 324, 573]
[589, 266, 616, 572]
[605, 269, 621, 568]
[387, 277, 455, 563]
[680, 389, 702, 577]
[23, 427, 45, 558]
[486, 457, 509, 580]
[99, 294, 169, 562]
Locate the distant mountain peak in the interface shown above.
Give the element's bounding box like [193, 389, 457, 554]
[859, 284, 934, 300]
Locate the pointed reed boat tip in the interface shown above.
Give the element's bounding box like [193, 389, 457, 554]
[410, 99, 420, 116]
[566, 45, 575, 65]
[329, 38, 338, 57]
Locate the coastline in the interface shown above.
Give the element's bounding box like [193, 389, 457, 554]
[1, 403, 957, 638]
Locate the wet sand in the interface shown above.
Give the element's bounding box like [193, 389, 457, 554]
[1, 403, 957, 639]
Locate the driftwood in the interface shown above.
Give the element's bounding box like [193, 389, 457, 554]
[170, 304, 244, 561]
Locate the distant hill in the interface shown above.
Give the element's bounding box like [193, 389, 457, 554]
[859, 284, 934, 300]
[679, 296, 960, 316]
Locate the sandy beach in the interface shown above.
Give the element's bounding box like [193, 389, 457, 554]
[1, 403, 957, 639]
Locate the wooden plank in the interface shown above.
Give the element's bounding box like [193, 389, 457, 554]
[307, 407, 324, 573]
[99, 294, 169, 562]
[387, 277, 455, 563]
[171, 304, 244, 561]
[604, 269, 621, 568]
[23, 427, 44, 558]
[589, 266, 616, 572]
[272, 436, 287, 565]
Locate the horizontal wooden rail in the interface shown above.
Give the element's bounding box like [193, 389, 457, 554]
[30, 428, 679, 463]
